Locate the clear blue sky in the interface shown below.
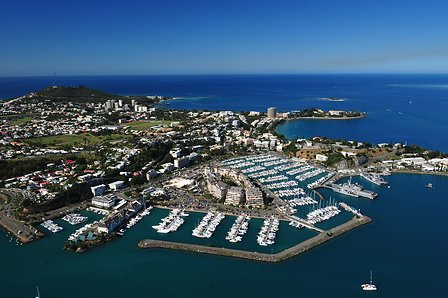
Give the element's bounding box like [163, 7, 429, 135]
[1, 0, 448, 76]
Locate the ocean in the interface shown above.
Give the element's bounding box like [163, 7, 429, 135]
[1, 74, 447, 151]
[1, 174, 447, 298]
[1, 75, 448, 297]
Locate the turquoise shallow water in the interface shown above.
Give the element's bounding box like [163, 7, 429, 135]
[1, 174, 448, 298]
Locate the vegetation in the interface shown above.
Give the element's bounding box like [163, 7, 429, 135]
[23, 182, 93, 214]
[123, 120, 173, 131]
[325, 152, 345, 167]
[24, 133, 131, 148]
[0, 155, 88, 180]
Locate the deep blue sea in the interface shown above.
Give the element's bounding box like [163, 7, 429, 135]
[1, 75, 448, 297]
[1, 74, 447, 151]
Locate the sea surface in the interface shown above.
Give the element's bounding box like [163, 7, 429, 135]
[1, 75, 448, 297]
[1, 174, 448, 298]
[1, 74, 448, 150]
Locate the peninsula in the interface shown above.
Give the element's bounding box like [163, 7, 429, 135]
[0, 86, 446, 261]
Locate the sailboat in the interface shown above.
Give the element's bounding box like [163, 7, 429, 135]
[35, 286, 41, 298]
[361, 270, 377, 291]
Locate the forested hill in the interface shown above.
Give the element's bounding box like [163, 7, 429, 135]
[34, 85, 116, 103]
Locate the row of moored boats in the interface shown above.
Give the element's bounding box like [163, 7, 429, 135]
[192, 211, 225, 238]
[62, 213, 88, 225]
[41, 220, 63, 233]
[225, 214, 250, 243]
[257, 217, 279, 246]
[152, 208, 188, 234]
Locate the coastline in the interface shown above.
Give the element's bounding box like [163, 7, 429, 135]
[138, 215, 371, 263]
[285, 114, 365, 121]
[390, 169, 448, 177]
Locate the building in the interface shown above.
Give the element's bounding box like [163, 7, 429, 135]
[267, 107, 277, 119]
[108, 181, 125, 191]
[206, 178, 228, 200]
[225, 186, 245, 205]
[91, 194, 117, 208]
[91, 184, 106, 196]
[315, 154, 328, 162]
[174, 156, 190, 168]
[146, 170, 158, 180]
[188, 152, 199, 162]
[245, 187, 264, 207]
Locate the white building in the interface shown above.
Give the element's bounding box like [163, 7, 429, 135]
[108, 181, 125, 191]
[245, 187, 264, 207]
[91, 194, 116, 208]
[174, 156, 190, 168]
[267, 107, 277, 119]
[91, 184, 106, 196]
[225, 186, 245, 205]
[315, 154, 328, 162]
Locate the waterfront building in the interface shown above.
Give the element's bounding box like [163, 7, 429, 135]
[245, 187, 264, 207]
[205, 171, 229, 200]
[267, 107, 277, 119]
[92, 194, 117, 208]
[225, 186, 245, 205]
[91, 184, 106, 196]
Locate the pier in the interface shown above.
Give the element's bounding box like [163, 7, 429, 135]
[138, 215, 371, 263]
[339, 202, 362, 217]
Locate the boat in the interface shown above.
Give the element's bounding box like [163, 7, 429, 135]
[426, 183, 433, 188]
[359, 171, 388, 186]
[35, 286, 41, 298]
[361, 270, 377, 291]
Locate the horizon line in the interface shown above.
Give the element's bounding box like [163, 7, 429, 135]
[1, 72, 448, 78]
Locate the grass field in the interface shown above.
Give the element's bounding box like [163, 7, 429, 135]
[11, 117, 33, 125]
[25, 133, 131, 147]
[123, 120, 172, 131]
[0, 114, 34, 125]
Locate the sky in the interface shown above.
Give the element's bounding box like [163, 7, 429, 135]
[1, 0, 448, 76]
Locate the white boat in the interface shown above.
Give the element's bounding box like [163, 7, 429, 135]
[35, 286, 41, 298]
[361, 270, 377, 291]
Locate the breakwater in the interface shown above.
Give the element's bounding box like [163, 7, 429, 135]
[138, 215, 371, 262]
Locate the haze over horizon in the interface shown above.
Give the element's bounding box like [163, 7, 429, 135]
[1, 0, 448, 76]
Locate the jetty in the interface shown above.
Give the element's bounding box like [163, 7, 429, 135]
[138, 215, 371, 263]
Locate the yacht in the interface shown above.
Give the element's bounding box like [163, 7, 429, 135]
[35, 286, 41, 298]
[361, 271, 377, 291]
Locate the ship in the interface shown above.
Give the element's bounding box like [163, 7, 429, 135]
[361, 270, 377, 291]
[359, 171, 388, 186]
[330, 177, 377, 200]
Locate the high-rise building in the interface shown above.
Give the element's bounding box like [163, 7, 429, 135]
[267, 107, 277, 119]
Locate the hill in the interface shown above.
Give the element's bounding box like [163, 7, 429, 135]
[34, 85, 116, 103]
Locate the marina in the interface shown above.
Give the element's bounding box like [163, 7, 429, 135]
[139, 215, 372, 262]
